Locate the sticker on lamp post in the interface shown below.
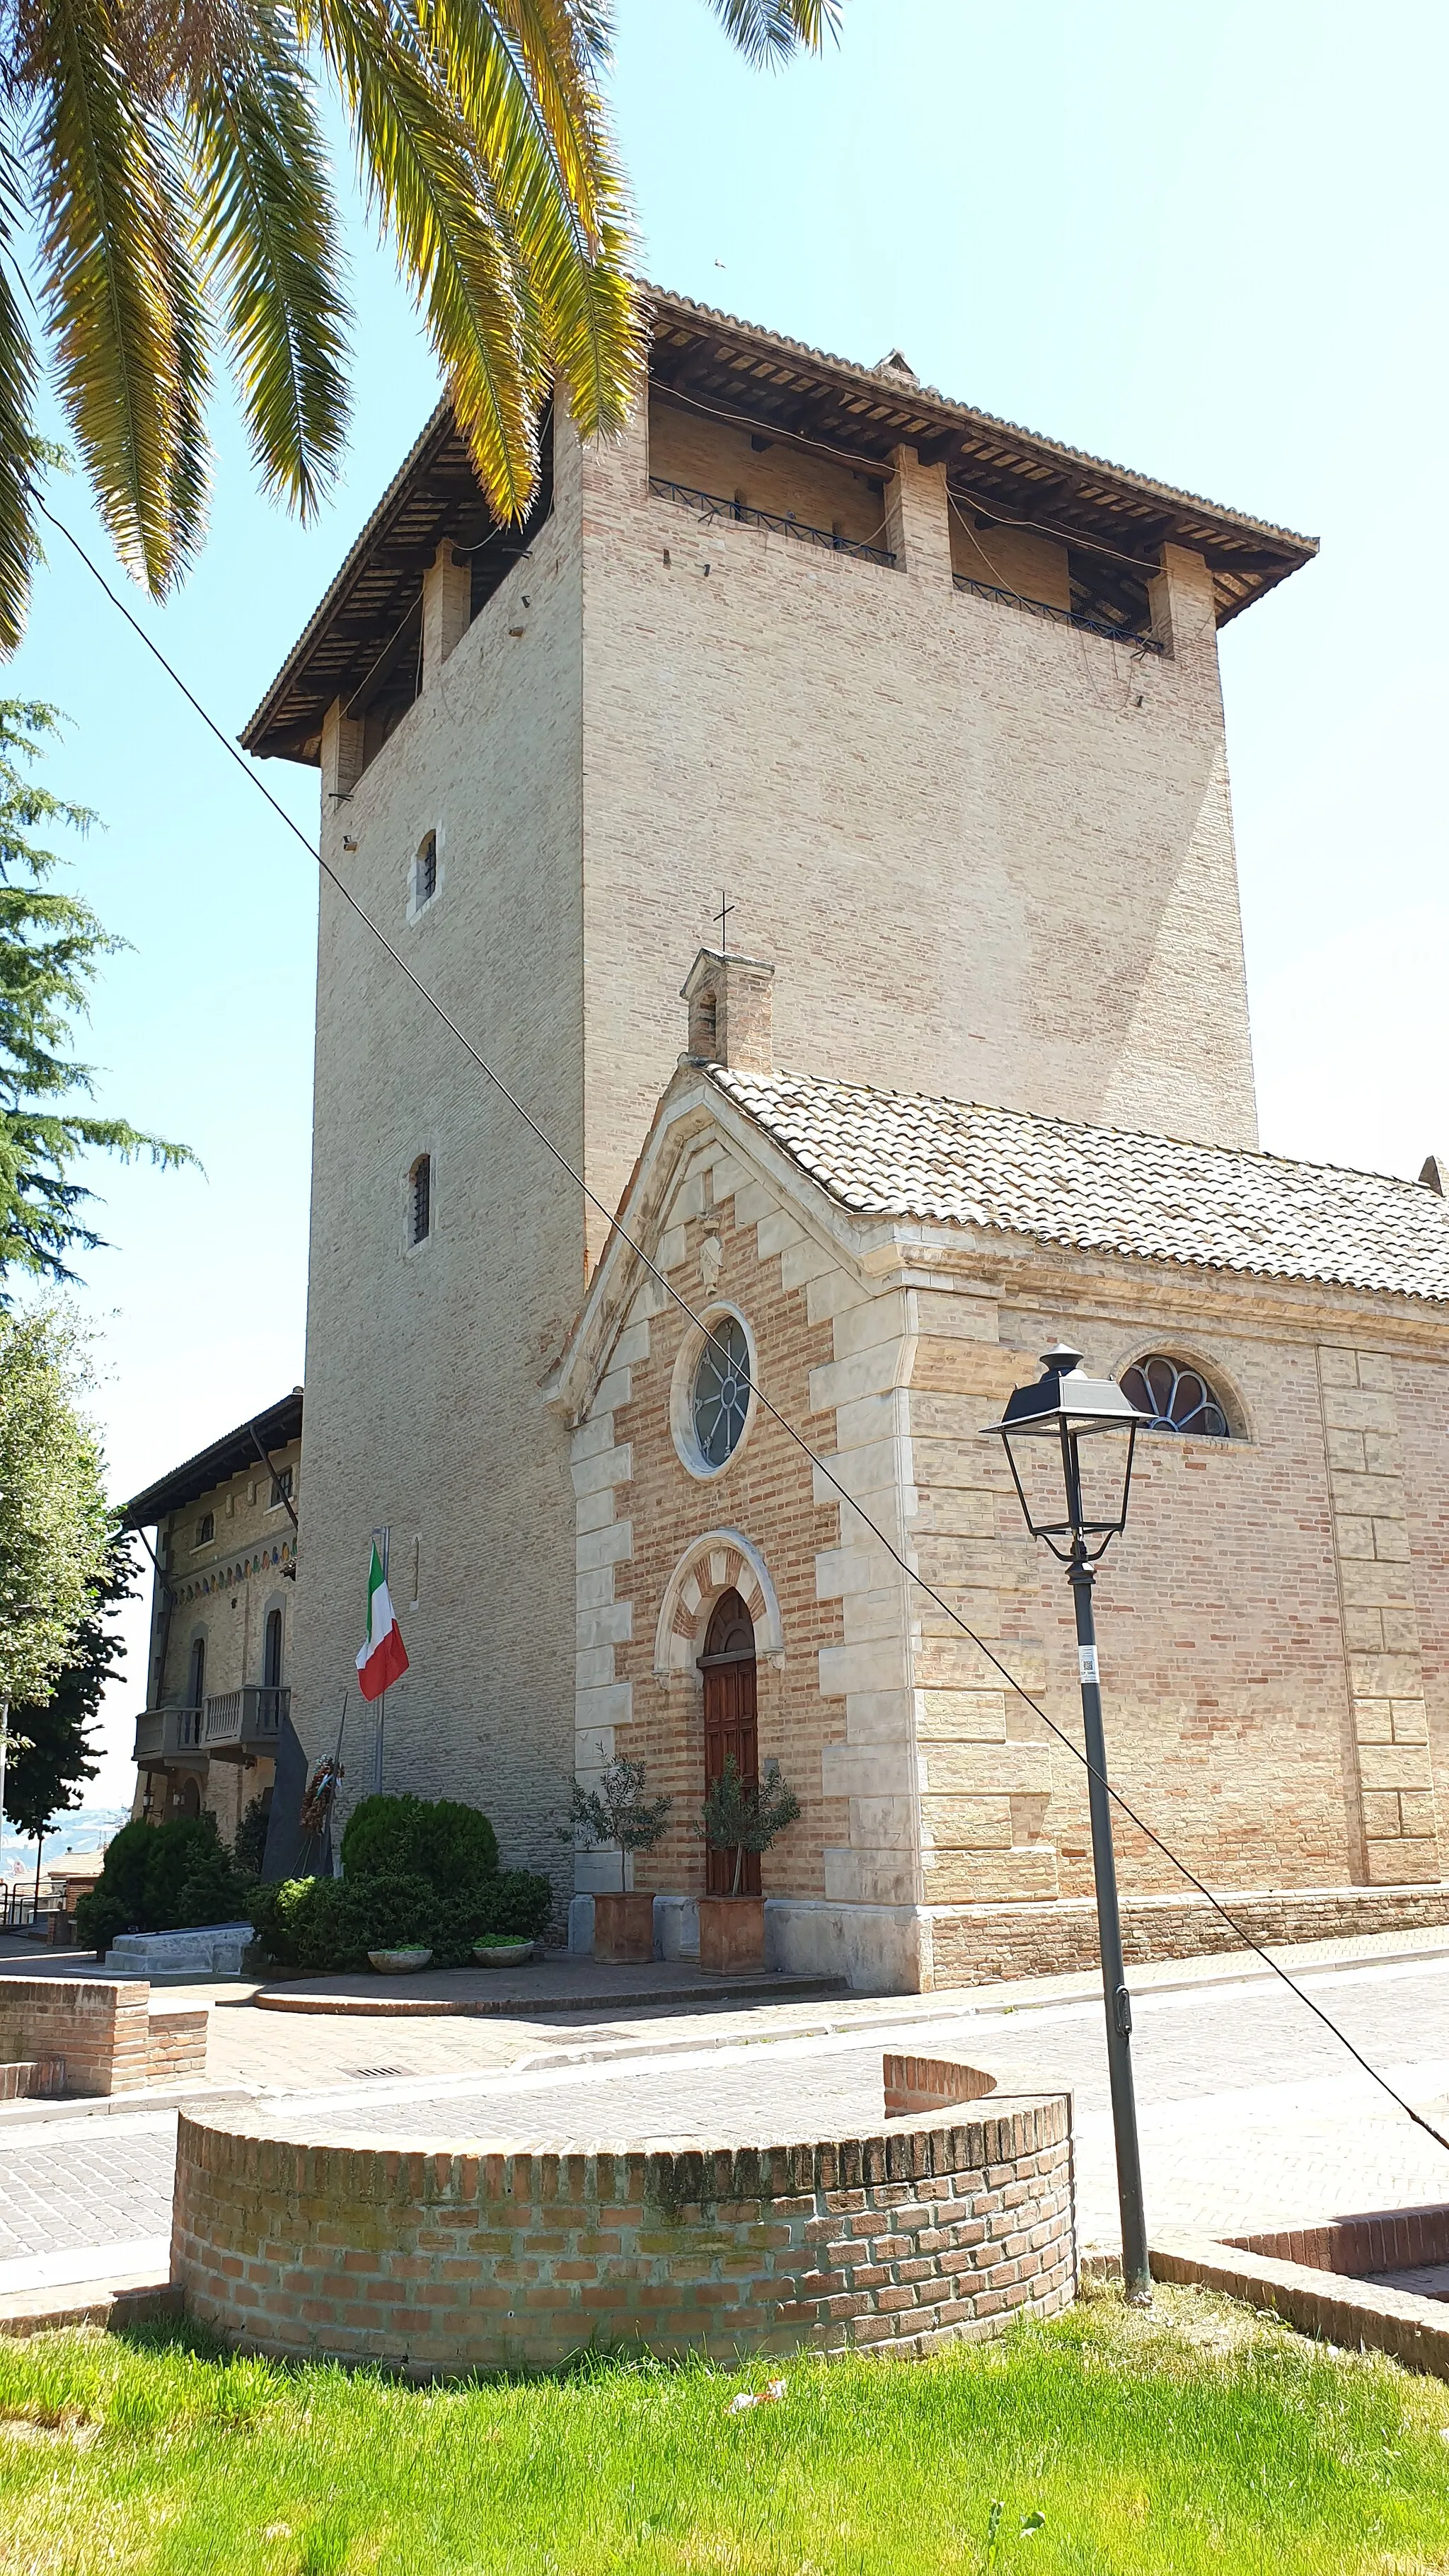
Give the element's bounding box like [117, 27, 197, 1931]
[1078, 1645, 1100, 1685]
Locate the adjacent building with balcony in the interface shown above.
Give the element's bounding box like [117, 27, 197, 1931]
[122, 1390, 302, 1847]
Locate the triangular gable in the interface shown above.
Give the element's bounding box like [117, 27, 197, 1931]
[543, 1065, 865, 1427]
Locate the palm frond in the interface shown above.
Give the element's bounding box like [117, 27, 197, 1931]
[312, 0, 538, 519]
[187, 3, 351, 520]
[151, 120, 213, 563]
[32, 0, 212, 594]
[703, 0, 841, 65]
[416, 0, 640, 441]
[0, 144, 43, 654]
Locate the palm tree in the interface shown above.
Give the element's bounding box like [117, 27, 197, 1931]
[0, 0, 839, 651]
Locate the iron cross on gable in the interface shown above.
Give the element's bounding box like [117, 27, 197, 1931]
[716, 890, 734, 952]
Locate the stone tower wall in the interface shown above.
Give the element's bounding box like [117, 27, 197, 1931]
[293, 427, 587, 1878]
[577, 400, 1257, 1268]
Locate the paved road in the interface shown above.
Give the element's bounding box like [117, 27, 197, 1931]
[11, 1947, 1449, 2281]
[0, 2111, 177, 2285]
[295, 1951, 1449, 2245]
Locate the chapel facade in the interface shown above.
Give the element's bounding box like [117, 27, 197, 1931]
[548, 959, 1449, 1990]
[202, 287, 1449, 1988]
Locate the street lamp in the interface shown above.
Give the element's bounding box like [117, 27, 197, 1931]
[981, 1345, 1153, 2302]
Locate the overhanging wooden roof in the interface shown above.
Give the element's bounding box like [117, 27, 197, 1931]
[242, 287, 1317, 767]
[241, 405, 548, 766]
[122, 1389, 304, 1529]
[648, 291, 1317, 628]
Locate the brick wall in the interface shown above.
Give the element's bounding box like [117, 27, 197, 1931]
[929, 1880, 1449, 1987]
[0, 2060, 64, 2101]
[173, 2086, 1075, 2375]
[147, 2008, 208, 2086]
[1151, 2234, 1449, 2380]
[558, 1058, 1449, 1992]
[1228, 2207, 1449, 2275]
[139, 1433, 301, 1838]
[292, 415, 587, 1890]
[581, 400, 1257, 1303]
[571, 1140, 846, 1905]
[0, 1980, 207, 2096]
[882, 2052, 998, 2116]
[0, 1980, 151, 2097]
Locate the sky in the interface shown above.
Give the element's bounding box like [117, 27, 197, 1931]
[4, 0, 1445, 1815]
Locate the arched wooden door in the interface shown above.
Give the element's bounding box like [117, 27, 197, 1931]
[700, 1588, 760, 1895]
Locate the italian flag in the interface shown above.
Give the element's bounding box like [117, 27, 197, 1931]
[357, 1542, 408, 1701]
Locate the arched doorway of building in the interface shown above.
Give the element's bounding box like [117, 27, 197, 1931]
[699, 1588, 759, 1895]
[263, 1607, 284, 1692]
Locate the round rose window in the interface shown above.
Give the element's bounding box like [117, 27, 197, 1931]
[691, 1315, 751, 1469]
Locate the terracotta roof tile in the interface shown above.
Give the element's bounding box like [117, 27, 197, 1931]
[707, 1068, 1449, 1305]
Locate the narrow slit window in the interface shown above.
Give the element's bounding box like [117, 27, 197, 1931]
[410, 1154, 432, 1247]
[415, 832, 437, 910]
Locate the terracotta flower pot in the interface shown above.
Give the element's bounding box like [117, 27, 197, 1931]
[698, 1894, 766, 1974]
[593, 1890, 655, 1964]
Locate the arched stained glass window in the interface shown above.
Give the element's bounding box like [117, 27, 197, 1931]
[1120, 1355, 1230, 1439]
[691, 1315, 751, 1469]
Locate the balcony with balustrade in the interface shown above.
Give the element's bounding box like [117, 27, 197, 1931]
[132, 1686, 289, 1773]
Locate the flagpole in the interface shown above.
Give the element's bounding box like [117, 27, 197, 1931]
[373, 1525, 390, 1796]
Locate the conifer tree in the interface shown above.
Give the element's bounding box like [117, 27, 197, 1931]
[0, 1298, 112, 1797]
[4, 1532, 132, 1842]
[0, 698, 190, 1281]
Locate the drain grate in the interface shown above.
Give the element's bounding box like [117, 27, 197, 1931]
[345, 2065, 410, 2081]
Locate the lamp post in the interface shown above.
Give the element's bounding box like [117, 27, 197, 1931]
[981, 1345, 1153, 2304]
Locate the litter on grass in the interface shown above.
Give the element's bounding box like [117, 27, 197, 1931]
[727, 2381, 787, 2415]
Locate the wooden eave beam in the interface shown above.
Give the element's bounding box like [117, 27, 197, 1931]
[654, 322, 1312, 589]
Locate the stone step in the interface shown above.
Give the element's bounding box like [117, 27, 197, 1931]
[105, 1923, 253, 1980]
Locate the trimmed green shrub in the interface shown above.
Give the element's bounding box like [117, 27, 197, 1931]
[74, 1818, 152, 1955]
[246, 1864, 554, 1970]
[478, 1870, 553, 1940]
[247, 1876, 351, 1971]
[75, 1812, 252, 1957]
[340, 1794, 498, 1888]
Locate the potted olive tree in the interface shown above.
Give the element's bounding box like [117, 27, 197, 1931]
[562, 1757, 671, 1963]
[698, 1756, 801, 1973]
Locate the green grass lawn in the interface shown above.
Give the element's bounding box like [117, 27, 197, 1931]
[3, 2284, 1449, 2575]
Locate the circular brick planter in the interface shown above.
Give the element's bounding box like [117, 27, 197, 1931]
[171, 2055, 1075, 2377]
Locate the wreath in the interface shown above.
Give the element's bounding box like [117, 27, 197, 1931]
[299, 1758, 344, 1837]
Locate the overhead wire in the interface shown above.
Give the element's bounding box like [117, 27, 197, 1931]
[656, 376, 1172, 582]
[37, 493, 1449, 2166]
[341, 518, 537, 729]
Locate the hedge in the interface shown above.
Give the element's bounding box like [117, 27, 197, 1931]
[339, 1795, 499, 1887]
[74, 1815, 253, 1958]
[247, 1867, 553, 1971]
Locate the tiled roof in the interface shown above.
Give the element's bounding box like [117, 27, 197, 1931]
[707, 1067, 1449, 1306]
[653, 287, 1315, 553]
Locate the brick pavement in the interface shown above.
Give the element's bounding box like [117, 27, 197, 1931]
[13, 1939, 1449, 2285]
[0, 2113, 176, 2275]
